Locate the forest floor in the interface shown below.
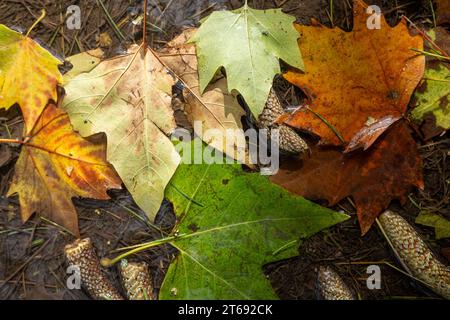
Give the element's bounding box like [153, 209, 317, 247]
[0, 0, 449, 300]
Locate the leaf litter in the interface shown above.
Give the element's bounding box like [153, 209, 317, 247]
[0, 0, 448, 300]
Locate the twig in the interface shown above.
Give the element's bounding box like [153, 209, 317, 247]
[96, 0, 125, 41]
[143, 0, 148, 48]
[26, 9, 45, 37]
[0, 237, 53, 290]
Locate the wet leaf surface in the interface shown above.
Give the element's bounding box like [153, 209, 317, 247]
[270, 122, 424, 235]
[281, 0, 424, 150]
[190, 3, 304, 118]
[0, 24, 62, 134]
[160, 140, 348, 299]
[8, 103, 122, 236]
[62, 45, 180, 222]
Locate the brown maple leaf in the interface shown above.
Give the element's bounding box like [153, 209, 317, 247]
[7, 103, 122, 236]
[270, 121, 424, 235]
[280, 0, 425, 151]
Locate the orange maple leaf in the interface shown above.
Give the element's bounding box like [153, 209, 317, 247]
[7, 103, 122, 236]
[281, 0, 425, 151]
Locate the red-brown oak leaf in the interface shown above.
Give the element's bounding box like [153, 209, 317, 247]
[281, 0, 425, 151]
[270, 122, 424, 235]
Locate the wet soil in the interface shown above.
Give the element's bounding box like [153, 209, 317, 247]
[0, 0, 449, 300]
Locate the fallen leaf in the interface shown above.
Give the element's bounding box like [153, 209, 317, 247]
[435, 0, 450, 25]
[0, 24, 62, 134]
[281, 0, 424, 150]
[7, 103, 122, 236]
[159, 28, 250, 164]
[62, 44, 181, 222]
[410, 60, 450, 131]
[63, 48, 104, 84]
[416, 211, 450, 240]
[190, 3, 304, 118]
[410, 28, 450, 135]
[160, 140, 348, 299]
[270, 122, 424, 235]
[432, 27, 450, 55]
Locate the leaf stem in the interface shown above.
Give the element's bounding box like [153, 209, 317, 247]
[0, 139, 24, 145]
[26, 10, 46, 37]
[101, 235, 179, 267]
[143, 0, 148, 48]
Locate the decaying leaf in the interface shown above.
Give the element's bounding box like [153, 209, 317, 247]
[190, 3, 304, 118]
[62, 44, 180, 222]
[410, 28, 450, 133]
[0, 24, 62, 134]
[281, 0, 424, 150]
[270, 122, 424, 235]
[416, 211, 450, 240]
[63, 48, 104, 84]
[8, 103, 122, 236]
[160, 140, 348, 299]
[435, 0, 450, 25]
[159, 28, 250, 164]
[411, 60, 450, 131]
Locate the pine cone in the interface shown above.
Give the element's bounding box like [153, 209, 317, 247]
[258, 88, 308, 154]
[64, 238, 124, 300]
[379, 210, 450, 299]
[316, 266, 355, 300]
[119, 260, 155, 300]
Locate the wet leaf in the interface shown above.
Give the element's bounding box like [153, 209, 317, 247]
[416, 211, 450, 240]
[62, 44, 181, 222]
[281, 0, 424, 150]
[159, 29, 251, 164]
[0, 24, 62, 134]
[270, 122, 424, 235]
[411, 60, 450, 131]
[190, 3, 304, 118]
[435, 0, 450, 26]
[410, 28, 450, 133]
[63, 48, 104, 84]
[7, 103, 122, 236]
[160, 140, 348, 299]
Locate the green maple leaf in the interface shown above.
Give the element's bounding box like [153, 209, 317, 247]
[190, 3, 304, 118]
[411, 61, 450, 130]
[159, 140, 348, 300]
[411, 29, 450, 130]
[416, 211, 450, 240]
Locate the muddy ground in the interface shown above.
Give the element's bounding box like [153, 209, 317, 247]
[0, 0, 449, 300]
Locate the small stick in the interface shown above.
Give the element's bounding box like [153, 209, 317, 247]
[0, 237, 53, 291]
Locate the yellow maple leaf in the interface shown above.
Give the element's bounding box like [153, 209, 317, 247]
[0, 23, 62, 134]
